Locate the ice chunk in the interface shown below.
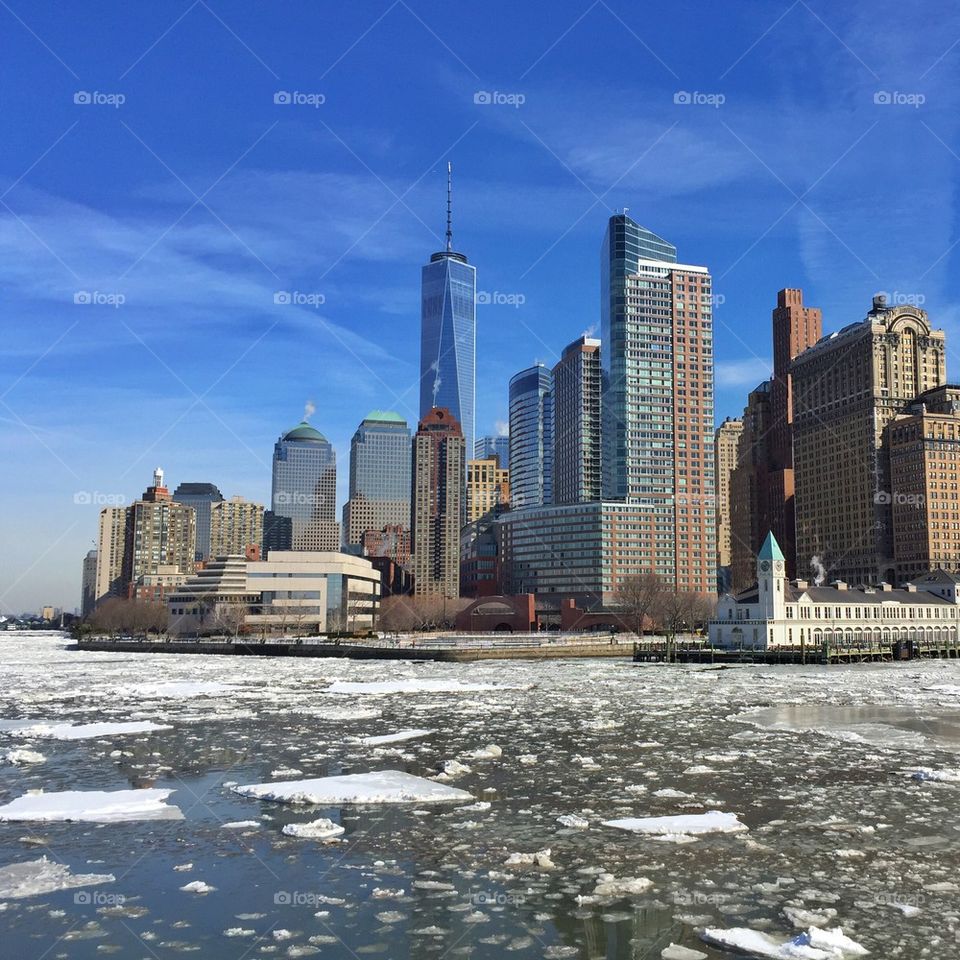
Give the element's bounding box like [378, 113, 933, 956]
[180, 880, 216, 894]
[359, 729, 434, 746]
[591, 874, 653, 898]
[325, 679, 502, 696]
[8, 721, 171, 740]
[661, 946, 707, 960]
[221, 820, 260, 830]
[465, 744, 502, 759]
[557, 814, 589, 828]
[233, 770, 472, 805]
[0, 788, 183, 822]
[282, 818, 345, 839]
[603, 810, 748, 836]
[503, 848, 555, 870]
[0, 857, 114, 899]
[3, 749, 45, 765]
[701, 926, 867, 959]
[908, 767, 960, 783]
[128, 681, 230, 698]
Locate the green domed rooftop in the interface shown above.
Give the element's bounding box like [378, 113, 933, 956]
[364, 410, 406, 424]
[282, 421, 328, 443]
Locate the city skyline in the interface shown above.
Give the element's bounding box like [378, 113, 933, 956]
[5, 1, 960, 610]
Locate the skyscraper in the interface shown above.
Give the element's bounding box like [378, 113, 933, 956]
[81, 548, 98, 617]
[474, 435, 509, 468]
[122, 468, 197, 589]
[342, 411, 411, 556]
[792, 294, 946, 585]
[271, 421, 339, 552]
[465, 457, 510, 523]
[509, 364, 553, 509]
[600, 213, 715, 593]
[172, 482, 224, 561]
[714, 417, 743, 591]
[888, 385, 960, 583]
[95, 507, 127, 605]
[552, 336, 601, 504]
[411, 407, 465, 598]
[210, 496, 264, 557]
[419, 163, 477, 454]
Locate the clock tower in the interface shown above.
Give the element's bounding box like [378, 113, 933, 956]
[757, 531, 787, 619]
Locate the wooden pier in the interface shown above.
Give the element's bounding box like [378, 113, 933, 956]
[633, 636, 960, 665]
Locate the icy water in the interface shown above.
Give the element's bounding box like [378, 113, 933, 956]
[1, 633, 959, 958]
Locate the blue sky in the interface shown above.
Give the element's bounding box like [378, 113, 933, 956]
[2, 0, 959, 612]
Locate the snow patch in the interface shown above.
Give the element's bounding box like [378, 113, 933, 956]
[233, 770, 472, 805]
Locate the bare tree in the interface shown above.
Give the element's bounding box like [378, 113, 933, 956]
[653, 590, 716, 660]
[614, 573, 666, 636]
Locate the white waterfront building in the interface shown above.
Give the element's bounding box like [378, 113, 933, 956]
[710, 532, 960, 651]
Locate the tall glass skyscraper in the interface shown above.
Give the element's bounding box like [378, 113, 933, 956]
[600, 213, 715, 594]
[342, 411, 412, 552]
[508, 364, 553, 508]
[172, 482, 224, 561]
[420, 163, 476, 454]
[474, 435, 509, 469]
[271, 421, 339, 552]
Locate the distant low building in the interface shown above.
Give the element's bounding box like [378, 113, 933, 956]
[167, 551, 381, 637]
[710, 532, 960, 651]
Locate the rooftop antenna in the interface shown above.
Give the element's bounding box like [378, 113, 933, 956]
[445, 161, 453, 252]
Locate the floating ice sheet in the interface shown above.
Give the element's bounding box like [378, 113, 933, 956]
[0, 857, 115, 899]
[233, 770, 473, 805]
[7, 720, 171, 740]
[358, 729, 434, 746]
[602, 810, 748, 836]
[325, 679, 503, 696]
[701, 925, 868, 959]
[0, 788, 183, 822]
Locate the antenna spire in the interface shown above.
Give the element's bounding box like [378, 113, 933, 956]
[445, 161, 453, 252]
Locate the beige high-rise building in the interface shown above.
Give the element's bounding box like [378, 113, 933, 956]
[714, 418, 743, 584]
[792, 295, 946, 585]
[888, 385, 960, 583]
[411, 408, 465, 599]
[122, 468, 197, 588]
[95, 507, 129, 605]
[465, 457, 510, 523]
[730, 383, 772, 592]
[210, 496, 264, 557]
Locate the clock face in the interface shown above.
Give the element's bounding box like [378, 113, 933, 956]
[774, 561, 784, 574]
[759, 560, 771, 573]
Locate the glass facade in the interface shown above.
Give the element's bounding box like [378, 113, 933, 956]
[420, 251, 476, 455]
[474, 435, 509, 469]
[508, 365, 553, 508]
[343, 411, 412, 550]
[270, 422, 339, 552]
[172, 482, 223, 560]
[600, 214, 716, 593]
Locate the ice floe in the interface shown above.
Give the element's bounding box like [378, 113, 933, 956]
[2, 749, 45, 765]
[0, 857, 114, 899]
[281, 817, 345, 839]
[0, 788, 183, 822]
[233, 770, 472, 805]
[358, 729, 434, 746]
[603, 810, 748, 836]
[701, 925, 868, 959]
[325, 679, 502, 696]
[7, 720, 171, 740]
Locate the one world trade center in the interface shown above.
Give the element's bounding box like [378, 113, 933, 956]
[419, 163, 476, 453]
